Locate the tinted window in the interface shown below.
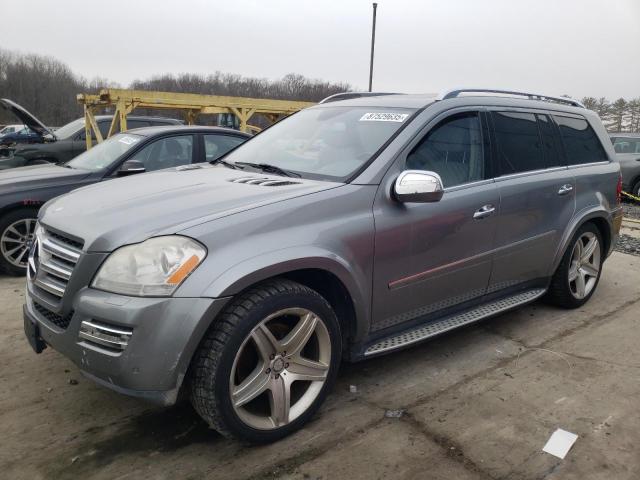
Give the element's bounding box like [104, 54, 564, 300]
[406, 112, 485, 188]
[537, 114, 563, 167]
[493, 112, 544, 174]
[612, 137, 640, 154]
[204, 134, 246, 161]
[554, 116, 606, 165]
[128, 135, 194, 171]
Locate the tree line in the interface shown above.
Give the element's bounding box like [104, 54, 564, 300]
[0, 50, 351, 127]
[580, 97, 640, 133]
[1, 49, 638, 133]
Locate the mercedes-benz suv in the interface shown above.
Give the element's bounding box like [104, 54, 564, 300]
[23, 89, 623, 443]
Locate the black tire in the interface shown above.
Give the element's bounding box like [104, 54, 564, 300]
[546, 222, 604, 309]
[632, 180, 640, 198]
[0, 208, 38, 276]
[190, 278, 342, 443]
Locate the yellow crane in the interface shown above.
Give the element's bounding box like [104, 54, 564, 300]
[77, 88, 315, 149]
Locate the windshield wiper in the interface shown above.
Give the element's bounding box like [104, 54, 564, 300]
[234, 162, 301, 178]
[211, 158, 242, 170]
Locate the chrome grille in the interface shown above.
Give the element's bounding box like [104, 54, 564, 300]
[29, 228, 83, 302]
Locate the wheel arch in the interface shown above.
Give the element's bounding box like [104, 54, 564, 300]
[552, 208, 613, 273]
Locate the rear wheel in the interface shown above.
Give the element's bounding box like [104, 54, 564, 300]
[547, 223, 603, 308]
[632, 180, 640, 198]
[190, 278, 341, 443]
[0, 209, 38, 276]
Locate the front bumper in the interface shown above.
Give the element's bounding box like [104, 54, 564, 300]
[24, 286, 231, 405]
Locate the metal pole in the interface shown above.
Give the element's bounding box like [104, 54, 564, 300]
[368, 3, 377, 92]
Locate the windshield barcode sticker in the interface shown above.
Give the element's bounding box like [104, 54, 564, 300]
[360, 112, 409, 123]
[118, 136, 139, 145]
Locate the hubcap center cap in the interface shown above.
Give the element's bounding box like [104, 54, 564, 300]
[271, 357, 286, 373]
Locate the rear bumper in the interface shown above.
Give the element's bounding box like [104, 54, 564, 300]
[24, 286, 231, 406]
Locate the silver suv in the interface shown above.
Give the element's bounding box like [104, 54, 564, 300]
[23, 89, 623, 443]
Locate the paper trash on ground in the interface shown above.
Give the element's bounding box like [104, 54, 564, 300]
[542, 428, 578, 459]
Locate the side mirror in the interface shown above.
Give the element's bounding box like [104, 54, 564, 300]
[118, 159, 146, 176]
[393, 170, 444, 203]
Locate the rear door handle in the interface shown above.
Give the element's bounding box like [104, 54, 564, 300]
[473, 204, 496, 219]
[558, 184, 573, 195]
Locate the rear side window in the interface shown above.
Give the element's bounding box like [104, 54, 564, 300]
[204, 134, 246, 161]
[492, 112, 545, 174]
[537, 114, 564, 168]
[406, 112, 486, 188]
[553, 116, 607, 165]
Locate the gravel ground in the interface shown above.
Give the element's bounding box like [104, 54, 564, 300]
[623, 201, 640, 220]
[615, 233, 640, 256]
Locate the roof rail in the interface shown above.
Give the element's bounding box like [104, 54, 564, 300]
[438, 88, 585, 108]
[319, 92, 400, 104]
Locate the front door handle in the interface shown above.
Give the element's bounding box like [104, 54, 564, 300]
[473, 204, 496, 219]
[558, 184, 574, 195]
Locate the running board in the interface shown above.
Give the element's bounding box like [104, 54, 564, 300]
[364, 288, 546, 357]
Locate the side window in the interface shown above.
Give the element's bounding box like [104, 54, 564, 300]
[537, 114, 564, 167]
[406, 112, 485, 188]
[553, 115, 607, 165]
[128, 135, 194, 172]
[492, 112, 545, 175]
[204, 134, 246, 161]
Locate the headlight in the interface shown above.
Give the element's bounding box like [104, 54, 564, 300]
[92, 236, 206, 297]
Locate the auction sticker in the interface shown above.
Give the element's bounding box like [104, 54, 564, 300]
[359, 112, 409, 122]
[118, 136, 140, 145]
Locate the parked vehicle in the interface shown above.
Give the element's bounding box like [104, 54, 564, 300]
[0, 125, 249, 275]
[0, 126, 41, 146]
[24, 89, 622, 443]
[610, 133, 640, 196]
[0, 124, 28, 136]
[0, 98, 183, 169]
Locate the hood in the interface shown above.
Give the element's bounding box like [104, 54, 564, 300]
[0, 99, 55, 138]
[40, 164, 342, 252]
[0, 164, 91, 192]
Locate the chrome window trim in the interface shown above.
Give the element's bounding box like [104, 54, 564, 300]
[494, 166, 569, 182]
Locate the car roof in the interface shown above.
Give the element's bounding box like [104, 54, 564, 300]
[120, 125, 251, 137]
[315, 91, 588, 115]
[93, 115, 182, 123]
[610, 132, 640, 138]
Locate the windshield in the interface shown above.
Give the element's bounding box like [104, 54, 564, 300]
[66, 133, 143, 171]
[224, 106, 416, 181]
[53, 118, 86, 139]
[612, 137, 640, 154]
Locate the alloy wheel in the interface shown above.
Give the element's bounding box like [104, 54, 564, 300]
[230, 307, 331, 430]
[568, 231, 600, 300]
[1, 218, 37, 268]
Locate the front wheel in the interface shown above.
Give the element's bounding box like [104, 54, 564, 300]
[0, 209, 38, 276]
[190, 279, 341, 443]
[547, 223, 603, 308]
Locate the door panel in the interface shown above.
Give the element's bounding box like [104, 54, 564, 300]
[372, 181, 499, 331]
[489, 169, 575, 291]
[371, 110, 497, 333]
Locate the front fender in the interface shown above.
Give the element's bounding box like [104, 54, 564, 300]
[195, 246, 371, 341]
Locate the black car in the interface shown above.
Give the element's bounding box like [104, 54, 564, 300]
[0, 125, 249, 275]
[0, 98, 183, 169]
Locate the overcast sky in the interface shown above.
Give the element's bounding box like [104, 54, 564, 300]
[1, 0, 639, 100]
